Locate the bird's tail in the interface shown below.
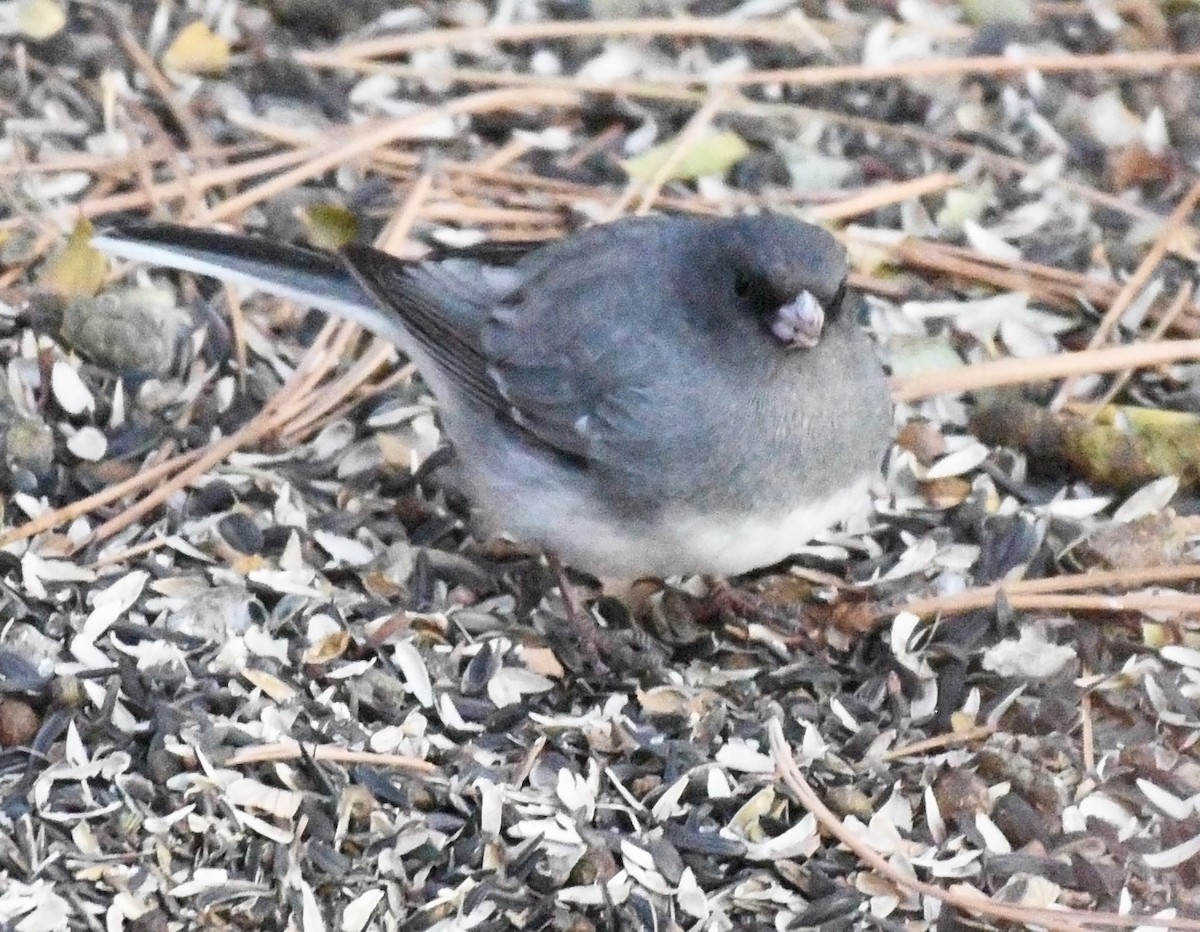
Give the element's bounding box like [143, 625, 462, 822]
[90, 222, 409, 347]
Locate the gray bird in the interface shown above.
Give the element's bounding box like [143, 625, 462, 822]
[92, 215, 892, 581]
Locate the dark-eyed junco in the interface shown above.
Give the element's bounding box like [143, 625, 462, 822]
[92, 215, 892, 581]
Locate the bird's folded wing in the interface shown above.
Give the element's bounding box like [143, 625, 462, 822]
[347, 242, 664, 473]
[96, 221, 668, 476]
[340, 244, 508, 417]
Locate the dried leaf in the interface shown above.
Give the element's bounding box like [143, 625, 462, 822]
[303, 629, 350, 665]
[42, 219, 108, 298]
[623, 131, 751, 182]
[960, 0, 1031, 24]
[302, 204, 359, 251]
[162, 21, 230, 75]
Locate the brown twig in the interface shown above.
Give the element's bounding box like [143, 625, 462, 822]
[878, 725, 994, 761]
[1051, 179, 1200, 406]
[0, 140, 273, 180]
[887, 564, 1200, 620]
[315, 16, 894, 61]
[1081, 686, 1096, 775]
[733, 49, 1200, 87]
[810, 173, 959, 222]
[887, 237, 1122, 312]
[286, 57, 1179, 228]
[1091, 282, 1196, 410]
[769, 719, 1200, 931]
[307, 42, 1200, 89]
[976, 592, 1200, 614]
[85, 395, 290, 546]
[0, 450, 201, 548]
[890, 339, 1200, 402]
[622, 86, 734, 218]
[224, 742, 438, 774]
[20, 146, 319, 227]
[207, 87, 579, 223]
[114, 24, 211, 153]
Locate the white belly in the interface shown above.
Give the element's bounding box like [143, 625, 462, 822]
[659, 473, 875, 576]
[542, 473, 876, 579]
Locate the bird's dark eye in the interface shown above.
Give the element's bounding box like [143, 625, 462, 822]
[827, 282, 848, 319]
[733, 270, 751, 297]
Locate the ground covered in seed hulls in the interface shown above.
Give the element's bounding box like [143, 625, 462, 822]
[2, 1, 1200, 930]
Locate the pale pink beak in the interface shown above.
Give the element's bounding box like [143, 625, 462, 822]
[770, 290, 824, 348]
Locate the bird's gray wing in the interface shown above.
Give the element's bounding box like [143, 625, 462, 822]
[478, 222, 676, 467]
[339, 245, 516, 419]
[96, 220, 674, 471]
[345, 224, 673, 469]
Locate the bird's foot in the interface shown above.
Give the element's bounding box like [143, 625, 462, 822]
[545, 558, 653, 677]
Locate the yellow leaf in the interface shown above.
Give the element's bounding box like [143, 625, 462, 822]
[1141, 621, 1169, 649]
[936, 181, 995, 235]
[15, 0, 67, 40]
[302, 204, 359, 251]
[43, 219, 108, 298]
[961, 0, 1031, 25]
[162, 21, 230, 76]
[623, 130, 751, 183]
